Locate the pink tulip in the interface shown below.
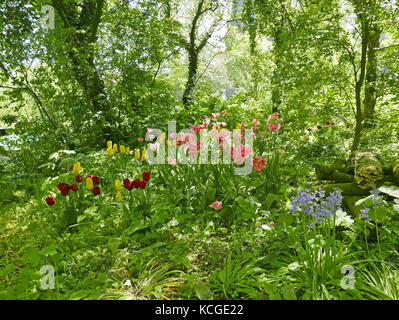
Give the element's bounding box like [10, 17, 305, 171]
[253, 156, 267, 172]
[210, 201, 222, 210]
[168, 157, 177, 166]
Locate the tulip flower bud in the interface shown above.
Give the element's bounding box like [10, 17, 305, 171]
[86, 177, 94, 190]
[115, 179, 122, 191]
[72, 161, 81, 174]
[107, 147, 113, 156]
[135, 149, 140, 160]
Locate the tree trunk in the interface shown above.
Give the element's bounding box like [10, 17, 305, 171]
[354, 151, 384, 189]
[363, 26, 381, 119]
[52, 0, 110, 115]
[350, 0, 369, 156]
[182, 50, 199, 107]
[271, 26, 282, 113]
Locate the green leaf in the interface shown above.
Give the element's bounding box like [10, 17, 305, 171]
[194, 283, 213, 300]
[207, 188, 216, 202]
[59, 158, 75, 169]
[369, 207, 388, 223]
[126, 218, 151, 235]
[379, 185, 399, 198]
[282, 287, 297, 300]
[265, 193, 278, 209]
[278, 213, 294, 226]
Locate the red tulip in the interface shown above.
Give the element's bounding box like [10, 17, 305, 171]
[93, 186, 100, 196]
[57, 182, 67, 191]
[127, 181, 134, 191]
[45, 196, 55, 206]
[76, 175, 83, 183]
[123, 178, 131, 189]
[92, 176, 100, 185]
[317, 125, 322, 129]
[70, 184, 78, 192]
[132, 179, 141, 188]
[326, 121, 331, 125]
[142, 171, 150, 182]
[139, 180, 146, 189]
[60, 184, 70, 196]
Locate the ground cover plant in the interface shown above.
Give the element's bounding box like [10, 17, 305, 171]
[1, 0, 399, 301]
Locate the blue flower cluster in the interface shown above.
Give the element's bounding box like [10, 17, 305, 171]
[359, 187, 382, 221]
[290, 188, 343, 228]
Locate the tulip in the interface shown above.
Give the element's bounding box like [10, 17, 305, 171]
[45, 196, 55, 206]
[126, 147, 130, 154]
[72, 161, 81, 174]
[132, 179, 141, 188]
[93, 186, 100, 196]
[92, 176, 100, 185]
[236, 123, 241, 130]
[253, 156, 267, 172]
[143, 171, 150, 182]
[116, 191, 123, 202]
[135, 149, 140, 160]
[210, 201, 222, 210]
[107, 141, 112, 148]
[139, 180, 146, 189]
[76, 175, 83, 183]
[86, 177, 94, 190]
[107, 147, 113, 156]
[70, 184, 78, 192]
[115, 179, 122, 191]
[123, 178, 131, 189]
[120, 145, 125, 154]
[141, 149, 147, 161]
[60, 184, 70, 196]
[113, 143, 118, 153]
[57, 182, 67, 191]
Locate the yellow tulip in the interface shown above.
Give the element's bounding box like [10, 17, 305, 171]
[120, 145, 125, 154]
[126, 147, 130, 154]
[163, 132, 166, 138]
[135, 149, 140, 160]
[107, 147, 113, 156]
[116, 191, 123, 202]
[72, 161, 80, 174]
[141, 149, 147, 160]
[236, 123, 241, 129]
[107, 141, 112, 148]
[113, 143, 118, 153]
[115, 179, 122, 191]
[86, 177, 94, 190]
